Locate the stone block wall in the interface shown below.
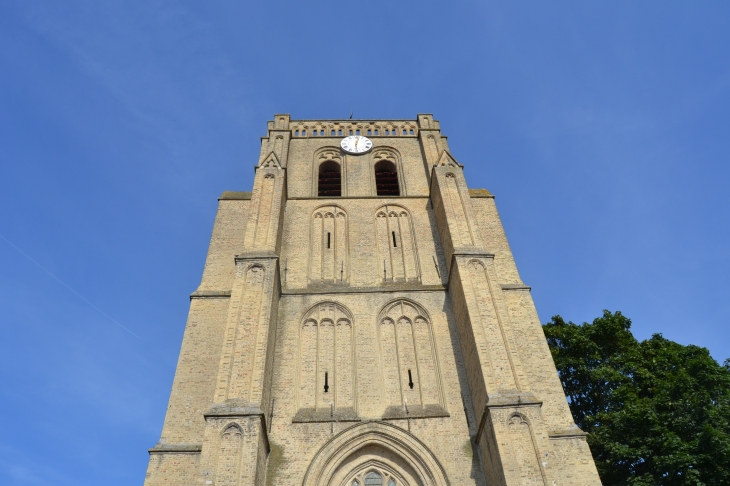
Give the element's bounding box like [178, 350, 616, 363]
[143, 115, 600, 486]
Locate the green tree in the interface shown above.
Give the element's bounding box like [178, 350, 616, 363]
[543, 311, 730, 485]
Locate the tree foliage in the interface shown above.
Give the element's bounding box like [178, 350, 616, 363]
[543, 311, 730, 485]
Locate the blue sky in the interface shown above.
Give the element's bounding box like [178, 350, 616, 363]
[1, 1, 728, 484]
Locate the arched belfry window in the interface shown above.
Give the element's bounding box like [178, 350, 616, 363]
[318, 160, 341, 197]
[375, 160, 399, 196]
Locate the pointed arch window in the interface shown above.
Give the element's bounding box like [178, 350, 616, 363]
[375, 205, 420, 283]
[297, 302, 355, 413]
[375, 160, 399, 196]
[364, 472, 383, 485]
[348, 469, 401, 486]
[318, 160, 341, 197]
[377, 299, 443, 410]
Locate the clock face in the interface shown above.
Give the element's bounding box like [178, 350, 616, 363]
[340, 135, 372, 154]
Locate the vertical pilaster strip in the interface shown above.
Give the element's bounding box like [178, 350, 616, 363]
[431, 147, 557, 485]
[201, 130, 287, 486]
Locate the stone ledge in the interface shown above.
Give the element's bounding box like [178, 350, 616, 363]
[486, 391, 542, 409]
[235, 251, 279, 261]
[549, 426, 589, 439]
[286, 283, 447, 295]
[219, 191, 252, 200]
[452, 249, 496, 258]
[190, 290, 232, 299]
[204, 402, 265, 418]
[468, 188, 494, 198]
[500, 284, 531, 291]
[292, 407, 360, 423]
[148, 443, 202, 454]
[287, 195, 430, 200]
[382, 404, 450, 420]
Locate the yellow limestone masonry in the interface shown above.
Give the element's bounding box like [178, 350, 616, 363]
[143, 115, 601, 486]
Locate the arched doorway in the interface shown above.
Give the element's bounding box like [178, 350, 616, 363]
[302, 422, 450, 486]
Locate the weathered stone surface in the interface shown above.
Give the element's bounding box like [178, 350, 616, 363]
[143, 115, 600, 485]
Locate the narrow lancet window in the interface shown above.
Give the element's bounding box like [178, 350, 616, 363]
[375, 160, 399, 196]
[318, 161, 341, 197]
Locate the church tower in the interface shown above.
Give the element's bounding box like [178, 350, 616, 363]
[143, 115, 601, 485]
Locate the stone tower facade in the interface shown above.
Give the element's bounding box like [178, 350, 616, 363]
[143, 115, 601, 485]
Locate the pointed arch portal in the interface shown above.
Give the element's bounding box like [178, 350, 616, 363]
[303, 421, 450, 486]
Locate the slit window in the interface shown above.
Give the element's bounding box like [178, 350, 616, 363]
[392, 231, 397, 247]
[318, 161, 341, 197]
[374, 160, 400, 196]
[327, 232, 331, 248]
[408, 369, 414, 389]
[324, 372, 329, 393]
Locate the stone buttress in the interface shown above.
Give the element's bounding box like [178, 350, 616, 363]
[143, 114, 601, 486]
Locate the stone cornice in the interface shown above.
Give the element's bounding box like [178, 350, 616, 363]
[282, 284, 447, 295]
[218, 191, 252, 200]
[286, 195, 431, 200]
[292, 406, 360, 423]
[468, 188, 494, 198]
[204, 403, 266, 418]
[548, 427, 589, 439]
[235, 251, 279, 262]
[148, 443, 202, 454]
[194, 283, 526, 299]
[190, 290, 232, 299]
[381, 404, 450, 420]
[452, 249, 496, 259]
[500, 284, 531, 291]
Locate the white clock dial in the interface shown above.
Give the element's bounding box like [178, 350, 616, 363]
[340, 135, 372, 154]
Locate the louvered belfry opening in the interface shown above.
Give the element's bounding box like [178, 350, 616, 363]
[318, 160, 341, 197]
[375, 160, 400, 196]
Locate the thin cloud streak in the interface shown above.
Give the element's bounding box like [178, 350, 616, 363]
[0, 233, 140, 338]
